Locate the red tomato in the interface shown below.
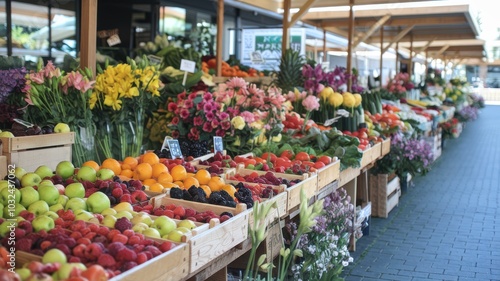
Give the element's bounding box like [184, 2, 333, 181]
[244, 159, 257, 166]
[275, 158, 292, 169]
[358, 144, 366, 150]
[254, 157, 267, 164]
[234, 156, 247, 163]
[317, 155, 332, 165]
[314, 161, 326, 169]
[280, 150, 295, 160]
[261, 152, 277, 162]
[295, 152, 310, 162]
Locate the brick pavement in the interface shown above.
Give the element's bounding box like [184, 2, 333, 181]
[343, 105, 500, 281]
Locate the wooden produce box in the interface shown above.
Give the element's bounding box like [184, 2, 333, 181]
[316, 158, 341, 191]
[316, 180, 339, 201]
[380, 138, 391, 158]
[152, 196, 250, 274]
[0, 156, 7, 179]
[360, 142, 382, 168]
[423, 128, 442, 162]
[0, 133, 74, 172]
[369, 173, 400, 218]
[339, 167, 360, 187]
[16, 240, 190, 281]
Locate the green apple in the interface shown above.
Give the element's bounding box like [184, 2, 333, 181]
[0, 181, 8, 192]
[54, 123, 71, 133]
[0, 131, 14, 138]
[113, 202, 133, 212]
[142, 227, 161, 238]
[32, 215, 55, 232]
[0, 220, 16, 236]
[101, 208, 117, 216]
[38, 184, 60, 206]
[19, 186, 39, 208]
[178, 219, 197, 230]
[0, 203, 3, 218]
[131, 213, 154, 226]
[28, 200, 50, 216]
[3, 204, 25, 219]
[74, 210, 93, 221]
[42, 248, 67, 264]
[14, 167, 27, 180]
[101, 215, 117, 228]
[115, 210, 133, 220]
[39, 180, 55, 187]
[0, 187, 21, 205]
[76, 166, 97, 182]
[44, 211, 59, 220]
[86, 191, 110, 213]
[49, 203, 64, 213]
[132, 222, 149, 233]
[152, 216, 177, 236]
[20, 172, 42, 188]
[65, 182, 85, 198]
[96, 168, 115, 181]
[57, 194, 69, 206]
[15, 268, 31, 280]
[176, 226, 191, 234]
[57, 263, 87, 280]
[55, 161, 75, 180]
[65, 197, 87, 212]
[34, 165, 54, 180]
[166, 229, 184, 242]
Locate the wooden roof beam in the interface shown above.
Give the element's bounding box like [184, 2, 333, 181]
[320, 15, 465, 28]
[367, 33, 476, 43]
[322, 26, 349, 39]
[290, 0, 319, 27]
[417, 39, 436, 53]
[353, 14, 391, 48]
[435, 44, 450, 56]
[381, 24, 414, 54]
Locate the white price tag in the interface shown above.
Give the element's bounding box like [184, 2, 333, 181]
[336, 109, 350, 117]
[324, 118, 338, 127]
[180, 59, 196, 73]
[107, 34, 121, 46]
[148, 55, 163, 65]
[161, 136, 173, 151]
[213, 136, 224, 153]
[167, 139, 183, 159]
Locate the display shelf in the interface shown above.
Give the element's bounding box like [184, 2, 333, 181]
[360, 142, 382, 168]
[316, 158, 341, 191]
[380, 138, 391, 158]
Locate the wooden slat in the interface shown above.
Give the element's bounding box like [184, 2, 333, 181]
[353, 14, 391, 48]
[381, 24, 414, 54]
[79, 0, 97, 77]
[1, 132, 74, 153]
[290, 0, 318, 27]
[216, 0, 224, 76]
[282, 0, 291, 56]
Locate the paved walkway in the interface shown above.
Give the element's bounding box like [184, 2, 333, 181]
[343, 105, 500, 281]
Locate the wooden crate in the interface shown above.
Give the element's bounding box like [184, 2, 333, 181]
[360, 142, 382, 168]
[423, 129, 442, 162]
[16, 241, 190, 281]
[151, 196, 250, 274]
[339, 167, 360, 187]
[380, 138, 391, 158]
[316, 159, 340, 191]
[285, 174, 318, 213]
[0, 156, 6, 179]
[316, 180, 339, 200]
[369, 174, 400, 218]
[0, 133, 74, 171]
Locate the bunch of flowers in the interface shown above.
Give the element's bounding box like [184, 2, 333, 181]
[373, 133, 433, 179]
[290, 188, 355, 281]
[444, 86, 466, 105]
[0, 67, 27, 129]
[386, 72, 414, 99]
[455, 105, 478, 122]
[440, 117, 460, 139]
[22, 61, 95, 166]
[468, 93, 485, 109]
[91, 56, 163, 161]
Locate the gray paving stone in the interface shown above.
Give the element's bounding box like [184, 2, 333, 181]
[342, 106, 500, 280]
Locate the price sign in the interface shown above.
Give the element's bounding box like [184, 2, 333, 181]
[213, 136, 224, 153]
[180, 59, 196, 73]
[107, 34, 121, 46]
[148, 55, 163, 65]
[161, 136, 172, 151]
[323, 118, 338, 127]
[167, 139, 183, 159]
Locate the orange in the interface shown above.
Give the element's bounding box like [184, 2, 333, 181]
[200, 185, 211, 198]
[186, 172, 195, 178]
[120, 169, 134, 179]
[183, 176, 200, 189]
[152, 163, 169, 179]
[143, 178, 157, 187]
[142, 152, 160, 166]
[221, 184, 236, 198]
[162, 182, 179, 189]
[195, 169, 211, 185]
[157, 172, 173, 186]
[173, 181, 185, 189]
[171, 165, 187, 181]
[121, 163, 131, 170]
[133, 163, 153, 181]
[123, 156, 139, 170]
[101, 158, 122, 176]
[149, 183, 165, 193]
[208, 176, 225, 192]
[82, 160, 100, 172]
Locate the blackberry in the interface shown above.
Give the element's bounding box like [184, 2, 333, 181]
[220, 212, 233, 218]
[170, 187, 183, 199]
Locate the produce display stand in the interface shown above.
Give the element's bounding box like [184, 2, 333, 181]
[0, 155, 6, 179]
[316, 158, 341, 191]
[0, 132, 74, 171]
[369, 173, 401, 218]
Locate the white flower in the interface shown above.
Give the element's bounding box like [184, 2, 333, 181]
[342, 261, 349, 267]
[348, 257, 354, 262]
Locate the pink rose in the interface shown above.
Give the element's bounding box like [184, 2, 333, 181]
[184, 99, 194, 109]
[216, 129, 226, 136]
[171, 117, 179, 125]
[221, 121, 231, 130]
[239, 111, 255, 123]
[180, 108, 190, 119]
[168, 102, 177, 112]
[193, 116, 203, 126]
[302, 95, 320, 111]
[188, 92, 197, 100]
[172, 130, 180, 138]
[205, 111, 215, 121]
[202, 122, 213, 132]
[211, 119, 220, 128]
